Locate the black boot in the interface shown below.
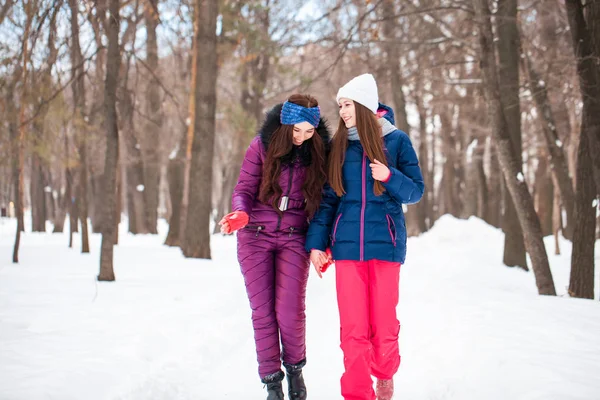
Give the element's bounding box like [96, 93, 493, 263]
[261, 370, 285, 400]
[284, 359, 307, 400]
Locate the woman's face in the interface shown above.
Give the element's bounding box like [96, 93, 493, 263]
[338, 98, 356, 128]
[293, 121, 315, 145]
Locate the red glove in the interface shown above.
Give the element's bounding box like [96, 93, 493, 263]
[321, 248, 334, 272]
[219, 211, 249, 234]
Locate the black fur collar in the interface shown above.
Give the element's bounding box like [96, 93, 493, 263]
[259, 103, 331, 165]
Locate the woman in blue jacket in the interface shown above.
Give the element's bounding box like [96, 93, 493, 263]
[306, 74, 424, 400]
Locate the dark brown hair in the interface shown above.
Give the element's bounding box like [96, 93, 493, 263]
[258, 94, 327, 218]
[329, 101, 388, 196]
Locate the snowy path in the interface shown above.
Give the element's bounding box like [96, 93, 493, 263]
[1, 216, 599, 400]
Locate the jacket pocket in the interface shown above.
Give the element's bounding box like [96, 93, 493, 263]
[386, 214, 397, 247]
[331, 213, 343, 246]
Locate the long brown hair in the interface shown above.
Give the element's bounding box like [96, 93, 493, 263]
[258, 94, 327, 218]
[329, 101, 388, 196]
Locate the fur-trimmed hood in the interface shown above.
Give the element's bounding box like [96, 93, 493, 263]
[258, 103, 331, 165]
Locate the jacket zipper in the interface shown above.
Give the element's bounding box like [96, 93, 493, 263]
[276, 165, 294, 231]
[386, 214, 397, 247]
[331, 213, 343, 246]
[360, 152, 367, 261]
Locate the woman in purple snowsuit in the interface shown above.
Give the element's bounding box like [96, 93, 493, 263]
[219, 94, 330, 400]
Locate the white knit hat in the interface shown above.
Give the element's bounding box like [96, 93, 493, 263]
[336, 73, 379, 114]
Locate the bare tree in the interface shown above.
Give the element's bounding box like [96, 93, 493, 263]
[472, 0, 556, 295]
[165, 43, 193, 246]
[182, 0, 219, 259]
[565, 0, 600, 195]
[496, 0, 526, 269]
[522, 52, 575, 239]
[30, 2, 61, 233]
[568, 118, 596, 299]
[165, 130, 186, 246]
[414, 74, 433, 229]
[142, 0, 162, 234]
[13, 0, 34, 263]
[534, 148, 553, 236]
[565, 0, 599, 299]
[69, 0, 90, 253]
[98, 0, 121, 281]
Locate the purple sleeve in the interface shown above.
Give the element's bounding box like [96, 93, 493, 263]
[231, 136, 264, 215]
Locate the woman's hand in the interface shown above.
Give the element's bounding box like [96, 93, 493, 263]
[370, 159, 391, 182]
[218, 211, 249, 234]
[310, 249, 328, 278]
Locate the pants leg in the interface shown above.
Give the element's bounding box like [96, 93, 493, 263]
[335, 260, 376, 400]
[274, 233, 310, 366]
[237, 230, 281, 378]
[369, 259, 401, 380]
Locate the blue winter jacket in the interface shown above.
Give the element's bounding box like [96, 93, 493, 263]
[305, 103, 424, 263]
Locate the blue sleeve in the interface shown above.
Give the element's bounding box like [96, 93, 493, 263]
[305, 183, 340, 252]
[382, 133, 425, 204]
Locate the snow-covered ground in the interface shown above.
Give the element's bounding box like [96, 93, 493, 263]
[1, 215, 599, 400]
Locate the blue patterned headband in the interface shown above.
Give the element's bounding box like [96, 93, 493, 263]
[280, 101, 320, 127]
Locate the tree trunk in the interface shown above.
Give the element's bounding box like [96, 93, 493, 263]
[165, 47, 191, 246]
[179, 22, 198, 249]
[53, 201, 67, 232]
[69, 0, 90, 253]
[126, 151, 146, 234]
[475, 148, 488, 221]
[54, 127, 69, 234]
[53, 169, 67, 233]
[30, 149, 47, 232]
[45, 172, 55, 228]
[142, 0, 161, 234]
[552, 174, 562, 255]
[438, 109, 460, 218]
[90, 174, 103, 233]
[165, 142, 185, 246]
[98, 0, 121, 282]
[87, 1, 106, 236]
[121, 83, 147, 234]
[414, 66, 433, 229]
[7, 79, 21, 251]
[115, 162, 122, 246]
[463, 138, 479, 218]
[429, 107, 438, 223]
[68, 184, 77, 248]
[416, 92, 432, 230]
[565, 0, 599, 300]
[13, 0, 34, 262]
[78, 149, 90, 253]
[565, 0, 600, 196]
[534, 152, 554, 237]
[30, 2, 62, 234]
[182, 0, 218, 259]
[473, 0, 556, 295]
[523, 53, 575, 239]
[568, 119, 596, 299]
[496, 0, 527, 269]
[464, 137, 487, 220]
[487, 143, 502, 228]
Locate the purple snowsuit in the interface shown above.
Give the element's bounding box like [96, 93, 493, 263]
[232, 103, 330, 378]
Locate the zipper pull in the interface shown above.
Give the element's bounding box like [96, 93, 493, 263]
[255, 226, 263, 237]
[289, 227, 295, 237]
